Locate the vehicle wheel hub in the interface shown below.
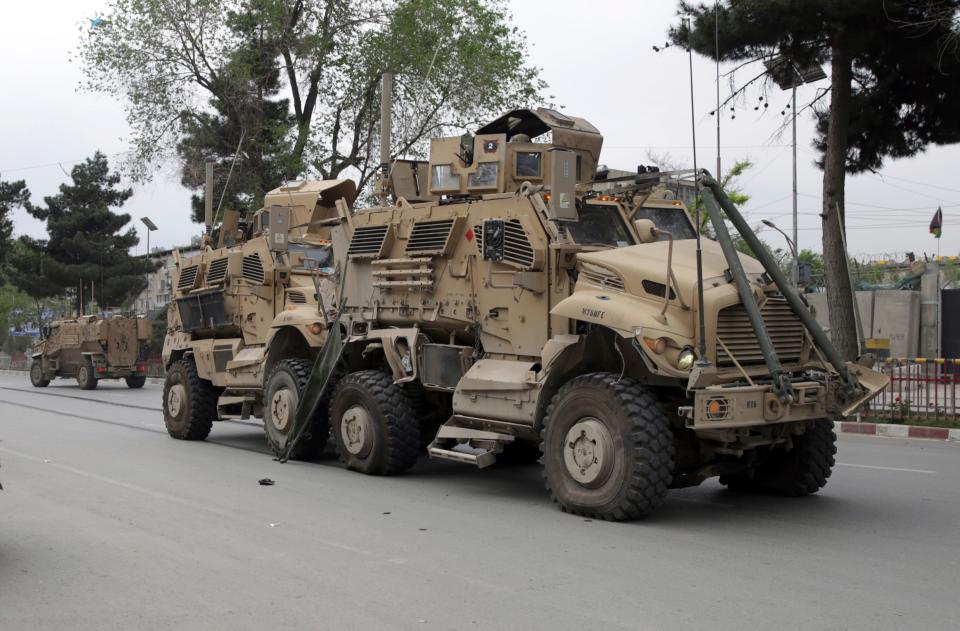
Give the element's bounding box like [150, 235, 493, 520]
[168, 384, 186, 418]
[341, 405, 373, 457]
[270, 389, 294, 432]
[563, 418, 615, 488]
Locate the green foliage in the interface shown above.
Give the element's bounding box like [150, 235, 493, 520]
[0, 180, 29, 281]
[0, 284, 34, 352]
[7, 153, 159, 314]
[148, 306, 169, 355]
[79, 0, 546, 217]
[671, 1, 960, 173]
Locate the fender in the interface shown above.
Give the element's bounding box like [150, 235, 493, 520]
[551, 290, 695, 340]
[270, 306, 327, 348]
[346, 327, 422, 382]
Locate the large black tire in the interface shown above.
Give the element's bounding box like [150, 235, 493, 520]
[541, 373, 675, 521]
[125, 375, 147, 389]
[330, 370, 419, 475]
[404, 382, 449, 449]
[30, 360, 50, 388]
[720, 419, 837, 496]
[263, 358, 330, 460]
[163, 358, 219, 440]
[77, 361, 98, 390]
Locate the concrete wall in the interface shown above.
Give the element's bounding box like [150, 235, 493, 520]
[804, 290, 920, 358]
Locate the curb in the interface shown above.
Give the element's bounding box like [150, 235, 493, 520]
[834, 421, 960, 442]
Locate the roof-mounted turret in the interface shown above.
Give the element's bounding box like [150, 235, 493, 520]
[383, 107, 603, 206]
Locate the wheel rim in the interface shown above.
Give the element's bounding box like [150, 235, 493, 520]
[32, 364, 41, 380]
[168, 383, 186, 418]
[270, 388, 295, 433]
[80, 367, 89, 383]
[563, 417, 615, 488]
[340, 404, 373, 457]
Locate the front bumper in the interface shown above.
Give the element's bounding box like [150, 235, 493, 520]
[688, 381, 827, 430]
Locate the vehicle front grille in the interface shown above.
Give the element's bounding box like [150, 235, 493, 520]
[286, 291, 306, 304]
[716, 295, 804, 367]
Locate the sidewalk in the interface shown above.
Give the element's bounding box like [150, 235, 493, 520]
[834, 420, 960, 442]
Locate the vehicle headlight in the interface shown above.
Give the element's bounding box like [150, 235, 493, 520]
[677, 349, 696, 371]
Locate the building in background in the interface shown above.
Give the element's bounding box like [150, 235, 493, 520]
[132, 246, 201, 316]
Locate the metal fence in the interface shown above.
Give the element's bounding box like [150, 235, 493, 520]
[868, 359, 960, 423]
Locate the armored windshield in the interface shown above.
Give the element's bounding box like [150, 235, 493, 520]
[632, 206, 696, 240]
[290, 243, 334, 269]
[565, 204, 635, 248]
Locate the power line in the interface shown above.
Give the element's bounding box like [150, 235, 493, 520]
[0, 150, 132, 175]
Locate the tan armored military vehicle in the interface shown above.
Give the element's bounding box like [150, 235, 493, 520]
[161, 180, 354, 459]
[163, 106, 886, 520]
[30, 315, 152, 389]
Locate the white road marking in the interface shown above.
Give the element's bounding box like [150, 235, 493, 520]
[837, 462, 936, 474]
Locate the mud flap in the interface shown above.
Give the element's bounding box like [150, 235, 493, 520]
[840, 362, 890, 417]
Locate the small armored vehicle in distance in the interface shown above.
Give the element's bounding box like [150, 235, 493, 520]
[30, 315, 152, 390]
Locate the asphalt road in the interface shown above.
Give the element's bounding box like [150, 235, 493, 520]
[1, 375, 958, 631]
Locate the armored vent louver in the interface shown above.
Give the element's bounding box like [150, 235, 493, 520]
[642, 279, 675, 300]
[473, 219, 535, 269]
[580, 265, 625, 292]
[348, 225, 389, 258]
[502, 219, 535, 268]
[177, 265, 199, 292]
[206, 258, 228, 285]
[405, 219, 456, 256]
[242, 253, 265, 284]
[287, 291, 306, 304]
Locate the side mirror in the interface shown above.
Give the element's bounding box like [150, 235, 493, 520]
[634, 219, 660, 244]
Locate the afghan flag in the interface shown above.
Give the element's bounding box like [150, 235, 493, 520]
[930, 206, 943, 238]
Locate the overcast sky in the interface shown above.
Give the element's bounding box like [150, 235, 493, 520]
[2, 0, 958, 261]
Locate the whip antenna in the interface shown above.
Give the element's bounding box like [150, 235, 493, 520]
[685, 15, 710, 365]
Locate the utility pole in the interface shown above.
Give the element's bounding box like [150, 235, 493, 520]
[791, 85, 798, 286]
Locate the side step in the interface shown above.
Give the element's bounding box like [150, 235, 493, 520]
[427, 423, 515, 469]
[217, 394, 256, 420]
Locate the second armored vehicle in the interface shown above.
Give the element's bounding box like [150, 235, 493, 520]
[30, 315, 151, 390]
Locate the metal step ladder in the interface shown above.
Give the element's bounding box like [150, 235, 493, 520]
[427, 419, 516, 469]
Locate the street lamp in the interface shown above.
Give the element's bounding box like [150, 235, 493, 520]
[764, 56, 826, 287]
[762, 219, 799, 285]
[140, 216, 158, 255]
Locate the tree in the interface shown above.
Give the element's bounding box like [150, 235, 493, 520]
[0, 180, 29, 281]
[9, 153, 158, 315]
[671, 0, 960, 360]
[79, 0, 545, 217]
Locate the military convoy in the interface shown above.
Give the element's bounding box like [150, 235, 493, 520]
[161, 101, 887, 520]
[30, 315, 151, 390]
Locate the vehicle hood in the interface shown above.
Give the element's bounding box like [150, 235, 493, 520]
[577, 239, 765, 304]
